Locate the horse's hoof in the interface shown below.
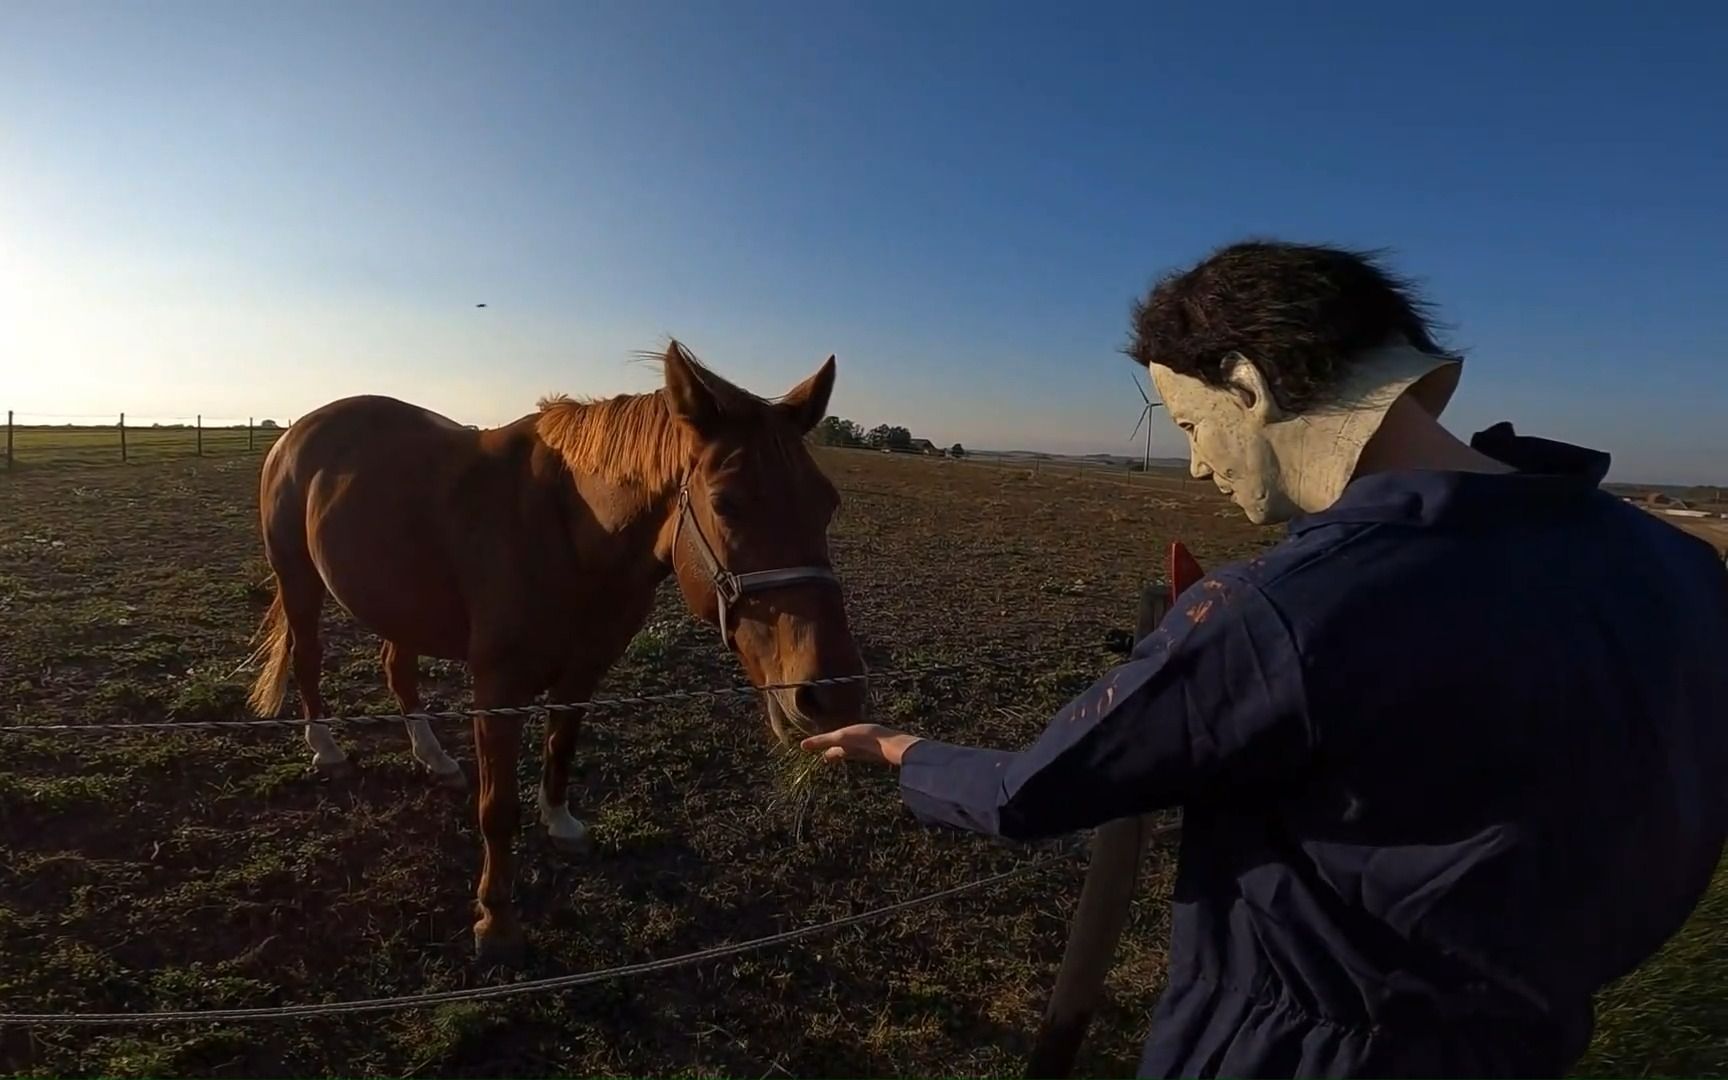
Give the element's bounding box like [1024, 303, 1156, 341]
[430, 766, 468, 791]
[313, 759, 355, 782]
[473, 928, 526, 968]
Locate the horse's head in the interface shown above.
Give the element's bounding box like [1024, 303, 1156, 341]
[660, 342, 867, 742]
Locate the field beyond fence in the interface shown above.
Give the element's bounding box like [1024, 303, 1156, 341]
[3, 413, 286, 469]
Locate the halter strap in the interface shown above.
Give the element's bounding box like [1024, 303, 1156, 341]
[671, 483, 840, 646]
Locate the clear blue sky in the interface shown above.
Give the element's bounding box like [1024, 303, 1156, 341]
[3, 1, 1724, 483]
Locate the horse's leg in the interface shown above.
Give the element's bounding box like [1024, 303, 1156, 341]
[282, 571, 345, 777]
[470, 666, 532, 965]
[383, 640, 465, 789]
[538, 664, 604, 856]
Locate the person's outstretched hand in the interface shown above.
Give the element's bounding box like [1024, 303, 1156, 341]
[800, 724, 923, 767]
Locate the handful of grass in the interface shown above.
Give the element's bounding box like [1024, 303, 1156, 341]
[766, 693, 831, 836]
[777, 739, 827, 796]
[768, 739, 830, 842]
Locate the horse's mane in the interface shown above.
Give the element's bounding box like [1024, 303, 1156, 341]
[534, 343, 767, 493]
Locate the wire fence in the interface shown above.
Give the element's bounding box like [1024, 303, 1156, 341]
[0, 831, 1178, 1027]
[0, 645, 1116, 737]
[0, 635, 1180, 1028]
[2, 410, 290, 470]
[2, 410, 1199, 502]
[0, 816, 1182, 1027]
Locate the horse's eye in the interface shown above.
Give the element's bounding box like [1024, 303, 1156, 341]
[712, 493, 746, 519]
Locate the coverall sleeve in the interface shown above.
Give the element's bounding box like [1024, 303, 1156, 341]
[897, 574, 1310, 840]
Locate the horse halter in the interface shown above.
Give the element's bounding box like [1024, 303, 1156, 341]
[670, 481, 841, 646]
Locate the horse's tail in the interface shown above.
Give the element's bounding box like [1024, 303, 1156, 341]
[245, 584, 293, 717]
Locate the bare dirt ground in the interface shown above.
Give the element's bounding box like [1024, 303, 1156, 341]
[1, 449, 1721, 1077]
[1672, 516, 1728, 554]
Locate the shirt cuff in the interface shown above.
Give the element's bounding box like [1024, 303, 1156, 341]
[898, 738, 1021, 836]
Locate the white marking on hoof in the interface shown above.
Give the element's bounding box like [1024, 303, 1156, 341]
[405, 717, 461, 784]
[538, 788, 592, 854]
[312, 757, 354, 781]
[305, 724, 349, 775]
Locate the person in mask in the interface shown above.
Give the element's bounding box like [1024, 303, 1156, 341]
[800, 240, 1728, 1078]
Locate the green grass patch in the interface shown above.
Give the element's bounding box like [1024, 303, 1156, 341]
[1576, 856, 1728, 1077]
[0, 770, 130, 811]
[167, 673, 249, 724]
[149, 963, 278, 1008]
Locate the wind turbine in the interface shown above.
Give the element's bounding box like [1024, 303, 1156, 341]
[1129, 372, 1165, 473]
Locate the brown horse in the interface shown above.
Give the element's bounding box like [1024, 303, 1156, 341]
[246, 342, 866, 961]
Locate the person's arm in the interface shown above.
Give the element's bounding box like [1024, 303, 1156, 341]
[896, 575, 1311, 840]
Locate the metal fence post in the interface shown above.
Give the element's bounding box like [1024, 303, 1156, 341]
[119, 412, 127, 462]
[248, 417, 254, 452]
[5, 410, 12, 469]
[195, 414, 202, 457]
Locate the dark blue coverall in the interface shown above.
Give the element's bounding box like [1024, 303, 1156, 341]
[899, 425, 1728, 1077]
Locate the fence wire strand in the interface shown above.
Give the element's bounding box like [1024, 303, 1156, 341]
[0, 830, 1197, 1027]
[0, 644, 1119, 735]
[0, 643, 1173, 1028]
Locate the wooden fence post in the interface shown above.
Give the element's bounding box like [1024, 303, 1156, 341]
[119, 413, 127, 462]
[1025, 583, 1173, 1078]
[5, 410, 12, 469]
[195, 414, 202, 457]
[248, 417, 254, 452]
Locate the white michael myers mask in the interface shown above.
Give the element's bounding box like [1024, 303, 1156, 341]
[1149, 345, 1460, 526]
[1150, 355, 1291, 524]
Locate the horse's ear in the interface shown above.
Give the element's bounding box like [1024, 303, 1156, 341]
[663, 341, 721, 431]
[778, 355, 837, 434]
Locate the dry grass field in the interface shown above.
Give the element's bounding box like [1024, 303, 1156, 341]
[0, 443, 1721, 1077]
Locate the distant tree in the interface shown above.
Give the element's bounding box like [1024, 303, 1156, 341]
[948, 443, 966, 459]
[865, 424, 912, 450]
[811, 416, 863, 447]
[258, 419, 280, 429]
